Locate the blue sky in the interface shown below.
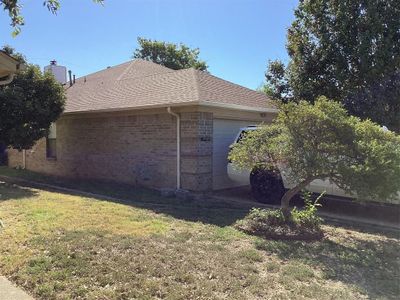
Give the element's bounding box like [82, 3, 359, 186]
[0, 0, 298, 89]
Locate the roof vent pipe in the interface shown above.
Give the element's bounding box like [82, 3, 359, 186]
[73, 74, 76, 84]
[68, 70, 72, 87]
[167, 107, 181, 190]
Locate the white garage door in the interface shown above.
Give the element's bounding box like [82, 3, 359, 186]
[213, 119, 257, 190]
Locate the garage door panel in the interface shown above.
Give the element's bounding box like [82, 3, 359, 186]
[212, 119, 257, 190]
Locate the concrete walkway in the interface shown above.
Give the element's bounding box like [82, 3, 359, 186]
[0, 276, 34, 300]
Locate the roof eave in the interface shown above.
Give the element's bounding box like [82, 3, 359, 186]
[62, 101, 200, 115]
[62, 101, 278, 116]
[197, 101, 278, 113]
[0, 51, 21, 78]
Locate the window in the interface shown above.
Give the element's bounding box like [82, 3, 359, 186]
[46, 123, 57, 159]
[235, 127, 258, 143]
[236, 130, 249, 143]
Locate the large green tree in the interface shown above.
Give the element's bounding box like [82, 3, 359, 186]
[229, 97, 400, 217]
[133, 37, 208, 71]
[264, 0, 400, 132]
[1, 0, 103, 36]
[0, 47, 65, 150]
[263, 60, 292, 102]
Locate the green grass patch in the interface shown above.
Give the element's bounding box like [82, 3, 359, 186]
[282, 262, 315, 281]
[237, 249, 264, 263]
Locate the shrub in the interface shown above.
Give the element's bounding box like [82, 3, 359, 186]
[229, 98, 400, 217]
[291, 191, 324, 232]
[235, 192, 324, 241]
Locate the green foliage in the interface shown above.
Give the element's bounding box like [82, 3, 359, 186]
[265, 0, 400, 132]
[262, 59, 291, 102]
[235, 208, 286, 234]
[1, 0, 103, 36]
[291, 191, 324, 231]
[133, 37, 208, 71]
[229, 97, 400, 205]
[0, 58, 65, 149]
[234, 202, 324, 240]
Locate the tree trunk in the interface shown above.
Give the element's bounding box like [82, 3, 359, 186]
[280, 178, 315, 218]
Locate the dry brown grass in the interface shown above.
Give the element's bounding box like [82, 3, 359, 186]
[0, 176, 399, 299]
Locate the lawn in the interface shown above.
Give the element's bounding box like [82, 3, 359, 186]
[0, 169, 399, 299]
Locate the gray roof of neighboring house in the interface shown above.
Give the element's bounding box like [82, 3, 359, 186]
[64, 59, 276, 114]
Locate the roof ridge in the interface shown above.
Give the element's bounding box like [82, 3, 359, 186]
[115, 66, 198, 84]
[134, 58, 179, 72]
[73, 59, 176, 83]
[72, 60, 132, 82]
[115, 68, 177, 83]
[190, 68, 202, 102]
[192, 68, 270, 98]
[116, 60, 136, 81]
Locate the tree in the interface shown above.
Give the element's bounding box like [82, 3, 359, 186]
[265, 0, 400, 132]
[1, 44, 26, 63]
[1, 0, 103, 36]
[263, 60, 291, 102]
[229, 97, 400, 217]
[133, 37, 208, 71]
[0, 48, 65, 150]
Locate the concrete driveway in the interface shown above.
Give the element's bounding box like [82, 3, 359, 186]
[0, 276, 34, 300]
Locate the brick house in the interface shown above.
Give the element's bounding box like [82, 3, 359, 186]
[8, 60, 277, 192]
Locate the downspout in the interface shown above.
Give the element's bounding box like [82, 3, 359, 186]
[167, 107, 181, 190]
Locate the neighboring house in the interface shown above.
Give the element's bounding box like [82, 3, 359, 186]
[8, 59, 277, 192]
[0, 50, 22, 85]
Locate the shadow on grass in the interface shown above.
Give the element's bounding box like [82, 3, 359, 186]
[0, 167, 250, 226]
[0, 181, 38, 201]
[255, 231, 400, 299]
[0, 167, 399, 232]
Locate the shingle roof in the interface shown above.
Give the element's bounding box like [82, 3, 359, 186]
[0, 51, 21, 78]
[64, 59, 275, 113]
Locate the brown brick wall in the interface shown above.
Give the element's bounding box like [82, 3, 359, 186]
[8, 113, 177, 189]
[8, 111, 214, 192]
[180, 112, 213, 191]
